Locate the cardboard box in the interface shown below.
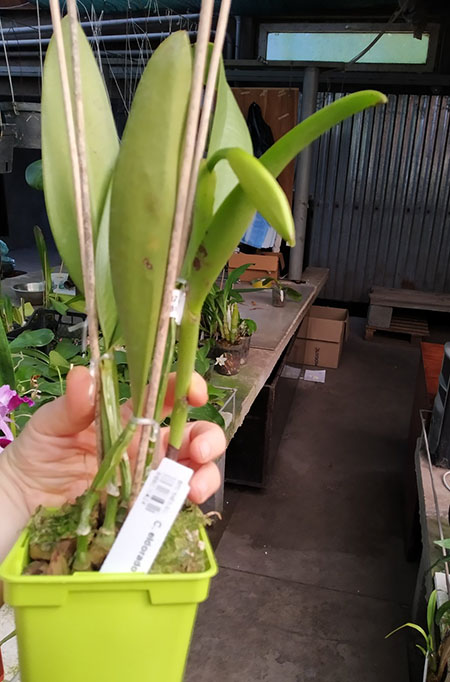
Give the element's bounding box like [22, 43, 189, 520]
[289, 306, 349, 369]
[228, 252, 282, 282]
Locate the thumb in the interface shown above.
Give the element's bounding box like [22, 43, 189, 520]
[30, 366, 95, 437]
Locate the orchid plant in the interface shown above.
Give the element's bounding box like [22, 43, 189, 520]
[15, 0, 386, 575]
[0, 385, 33, 452]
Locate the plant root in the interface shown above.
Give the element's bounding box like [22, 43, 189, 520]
[47, 539, 76, 575]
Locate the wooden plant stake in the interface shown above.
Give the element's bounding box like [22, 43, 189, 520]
[130, 0, 217, 502]
[48, 0, 102, 462]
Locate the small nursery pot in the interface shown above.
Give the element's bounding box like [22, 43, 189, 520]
[0, 528, 217, 682]
[212, 336, 251, 376]
[271, 286, 286, 307]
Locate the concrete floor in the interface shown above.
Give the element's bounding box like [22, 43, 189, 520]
[186, 318, 420, 682]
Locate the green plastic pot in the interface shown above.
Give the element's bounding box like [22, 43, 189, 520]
[0, 527, 217, 682]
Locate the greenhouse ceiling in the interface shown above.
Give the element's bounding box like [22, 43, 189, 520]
[18, 0, 442, 17]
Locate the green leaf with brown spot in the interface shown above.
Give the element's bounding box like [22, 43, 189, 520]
[41, 16, 119, 292]
[109, 31, 192, 414]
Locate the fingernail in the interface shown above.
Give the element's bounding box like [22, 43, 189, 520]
[198, 440, 211, 462]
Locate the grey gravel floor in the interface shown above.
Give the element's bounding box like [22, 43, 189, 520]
[185, 318, 420, 682]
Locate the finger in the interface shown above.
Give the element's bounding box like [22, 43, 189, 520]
[178, 420, 226, 463]
[161, 372, 208, 418]
[121, 373, 209, 423]
[159, 421, 226, 467]
[29, 366, 95, 437]
[188, 461, 221, 504]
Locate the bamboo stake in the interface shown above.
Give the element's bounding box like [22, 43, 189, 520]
[179, 0, 232, 263]
[48, 0, 102, 463]
[166, 0, 233, 452]
[130, 0, 214, 504]
[66, 0, 102, 462]
[48, 0, 85, 264]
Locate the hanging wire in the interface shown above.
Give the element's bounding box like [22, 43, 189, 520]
[130, 22, 147, 99]
[100, 29, 129, 114]
[0, 17, 16, 112]
[89, 6, 104, 76]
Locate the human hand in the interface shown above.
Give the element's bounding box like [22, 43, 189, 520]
[0, 366, 225, 563]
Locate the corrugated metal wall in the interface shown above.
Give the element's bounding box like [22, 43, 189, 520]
[308, 92, 450, 302]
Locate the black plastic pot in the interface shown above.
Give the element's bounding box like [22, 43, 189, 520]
[7, 308, 86, 353]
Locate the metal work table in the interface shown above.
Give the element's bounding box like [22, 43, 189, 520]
[213, 267, 328, 443]
[204, 266, 328, 507]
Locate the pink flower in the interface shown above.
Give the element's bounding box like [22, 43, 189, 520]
[0, 385, 34, 450]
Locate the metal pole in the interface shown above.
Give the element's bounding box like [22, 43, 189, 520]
[0, 29, 205, 48]
[1, 13, 201, 36]
[289, 66, 318, 281]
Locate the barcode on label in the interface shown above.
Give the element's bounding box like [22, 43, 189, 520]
[100, 458, 194, 574]
[144, 471, 178, 514]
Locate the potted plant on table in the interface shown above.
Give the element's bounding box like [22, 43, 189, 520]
[0, 0, 386, 679]
[250, 275, 303, 307]
[201, 264, 256, 376]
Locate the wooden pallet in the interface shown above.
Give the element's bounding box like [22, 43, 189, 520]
[365, 312, 430, 343]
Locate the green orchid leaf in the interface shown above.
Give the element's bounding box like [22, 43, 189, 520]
[183, 162, 217, 280]
[385, 622, 428, 644]
[435, 599, 450, 625]
[435, 538, 450, 549]
[207, 384, 227, 404]
[25, 160, 43, 191]
[110, 31, 192, 414]
[9, 329, 54, 351]
[188, 90, 386, 310]
[261, 90, 387, 179]
[49, 350, 70, 371]
[19, 348, 50, 364]
[41, 16, 119, 292]
[49, 296, 68, 316]
[114, 350, 127, 366]
[34, 226, 52, 301]
[242, 318, 257, 335]
[188, 402, 225, 428]
[95, 185, 118, 348]
[427, 589, 437, 652]
[1, 294, 14, 331]
[55, 338, 81, 360]
[195, 343, 212, 377]
[208, 60, 252, 210]
[64, 296, 86, 314]
[224, 263, 253, 298]
[0, 315, 15, 388]
[285, 286, 302, 302]
[14, 356, 52, 384]
[118, 381, 131, 403]
[23, 302, 34, 318]
[38, 378, 66, 397]
[208, 147, 295, 246]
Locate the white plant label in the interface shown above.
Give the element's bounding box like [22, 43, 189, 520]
[100, 458, 193, 574]
[170, 288, 186, 325]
